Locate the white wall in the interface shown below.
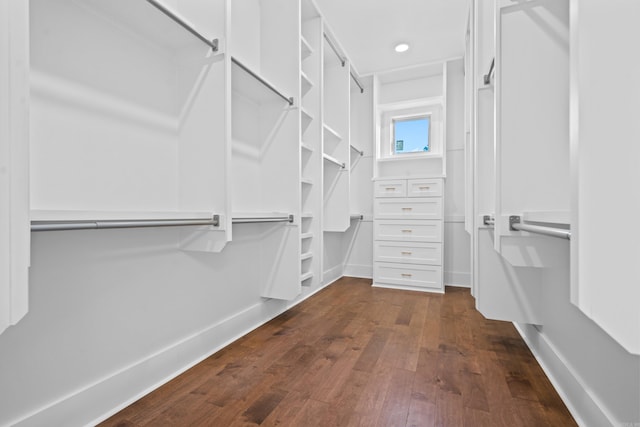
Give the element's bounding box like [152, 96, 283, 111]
[0, 228, 332, 426]
[517, 263, 640, 426]
[444, 59, 471, 287]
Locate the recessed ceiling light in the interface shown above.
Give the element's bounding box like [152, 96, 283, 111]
[395, 43, 409, 53]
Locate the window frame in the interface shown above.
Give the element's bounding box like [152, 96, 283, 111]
[391, 113, 432, 155]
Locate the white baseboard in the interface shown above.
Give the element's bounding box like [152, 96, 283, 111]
[444, 271, 471, 288]
[323, 264, 344, 286]
[514, 323, 617, 427]
[10, 281, 338, 427]
[343, 263, 372, 279]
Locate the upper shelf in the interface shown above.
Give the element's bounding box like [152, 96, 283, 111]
[301, 36, 313, 60]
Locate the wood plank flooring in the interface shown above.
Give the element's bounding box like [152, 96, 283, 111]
[100, 277, 576, 426]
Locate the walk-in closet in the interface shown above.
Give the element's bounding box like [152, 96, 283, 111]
[0, 0, 638, 426]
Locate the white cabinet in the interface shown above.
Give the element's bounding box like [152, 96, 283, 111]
[373, 178, 444, 293]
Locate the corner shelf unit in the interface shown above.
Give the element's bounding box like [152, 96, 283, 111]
[299, 0, 323, 287]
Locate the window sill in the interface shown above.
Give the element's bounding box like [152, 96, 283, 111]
[377, 153, 443, 162]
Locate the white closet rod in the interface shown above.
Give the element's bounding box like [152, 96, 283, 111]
[483, 58, 495, 85]
[509, 216, 571, 240]
[232, 215, 294, 224]
[350, 144, 364, 156]
[350, 71, 364, 93]
[231, 57, 294, 105]
[31, 215, 221, 232]
[146, 0, 218, 51]
[323, 33, 345, 67]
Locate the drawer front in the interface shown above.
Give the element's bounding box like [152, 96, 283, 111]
[375, 180, 406, 198]
[375, 241, 442, 265]
[407, 179, 442, 198]
[374, 198, 442, 220]
[374, 220, 442, 242]
[374, 263, 443, 289]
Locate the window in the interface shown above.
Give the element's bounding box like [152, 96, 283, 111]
[392, 115, 430, 154]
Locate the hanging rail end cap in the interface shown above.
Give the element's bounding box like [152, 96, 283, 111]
[211, 38, 219, 52]
[213, 214, 220, 227]
[288, 214, 294, 223]
[288, 97, 295, 106]
[483, 74, 491, 85]
[509, 215, 521, 230]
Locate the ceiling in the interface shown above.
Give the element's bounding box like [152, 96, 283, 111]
[314, 0, 470, 76]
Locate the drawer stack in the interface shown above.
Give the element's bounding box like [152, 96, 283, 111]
[373, 178, 444, 293]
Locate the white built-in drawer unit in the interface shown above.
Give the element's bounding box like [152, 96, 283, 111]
[407, 179, 442, 197]
[374, 241, 442, 265]
[374, 198, 442, 220]
[374, 220, 442, 242]
[374, 179, 406, 198]
[374, 263, 443, 290]
[373, 177, 444, 293]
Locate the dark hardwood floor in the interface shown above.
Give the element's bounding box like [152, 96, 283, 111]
[100, 277, 576, 426]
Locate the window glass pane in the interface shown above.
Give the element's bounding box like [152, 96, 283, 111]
[394, 116, 430, 154]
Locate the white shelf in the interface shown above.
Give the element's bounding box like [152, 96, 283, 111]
[301, 212, 313, 219]
[301, 36, 313, 59]
[323, 123, 342, 141]
[301, 271, 313, 282]
[301, 71, 314, 95]
[301, 107, 314, 122]
[301, 232, 314, 240]
[301, 142, 314, 152]
[301, 178, 313, 185]
[300, 252, 313, 261]
[323, 153, 345, 169]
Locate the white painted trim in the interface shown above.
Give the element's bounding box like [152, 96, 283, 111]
[372, 282, 444, 294]
[343, 263, 373, 279]
[514, 323, 618, 427]
[322, 264, 344, 286]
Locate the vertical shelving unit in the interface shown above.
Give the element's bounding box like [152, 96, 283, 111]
[299, 0, 323, 287]
[322, 31, 350, 232]
[230, 0, 300, 300]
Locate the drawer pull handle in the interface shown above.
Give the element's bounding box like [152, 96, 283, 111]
[419, 186, 430, 190]
[401, 273, 413, 277]
[401, 251, 412, 255]
[401, 207, 413, 211]
[401, 229, 413, 233]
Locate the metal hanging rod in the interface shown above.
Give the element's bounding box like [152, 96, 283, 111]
[232, 214, 294, 224]
[232, 57, 294, 105]
[350, 71, 364, 93]
[350, 214, 364, 220]
[484, 58, 495, 85]
[509, 216, 571, 240]
[350, 144, 364, 156]
[323, 153, 345, 169]
[483, 215, 495, 227]
[31, 215, 220, 232]
[323, 33, 346, 67]
[146, 0, 218, 51]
